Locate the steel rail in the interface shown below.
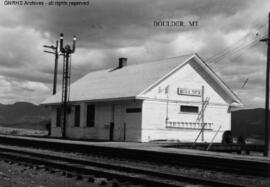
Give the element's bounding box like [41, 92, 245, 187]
[0, 135, 268, 177]
[0, 146, 243, 187]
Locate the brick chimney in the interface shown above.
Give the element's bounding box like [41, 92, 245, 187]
[118, 58, 127, 68]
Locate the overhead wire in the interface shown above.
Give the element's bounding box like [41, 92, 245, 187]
[204, 22, 268, 90]
[206, 32, 254, 62]
[211, 22, 267, 58]
[208, 31, 267, 64]
[206, 22, 268, 65]
[211, 32, 267, 66]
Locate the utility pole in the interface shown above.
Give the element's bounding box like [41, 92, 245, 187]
[165, 85, 170, 123]
[43, 41, 59, 95]
[201, 86, 205, 142]
[43, 41, 60, 137]
[260, 12, 270, 157]
[59, 33, 76, 138]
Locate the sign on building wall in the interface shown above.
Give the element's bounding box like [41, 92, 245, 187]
[177, 88, 202, 97]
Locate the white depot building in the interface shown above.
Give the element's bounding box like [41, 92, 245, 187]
[42, 53, 242, 142]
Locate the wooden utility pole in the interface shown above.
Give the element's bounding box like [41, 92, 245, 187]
[43, 41, 60, 136]
[53, 41, 59, 95]
[43, 41, 59, 95]
[261, 12, 270, 156]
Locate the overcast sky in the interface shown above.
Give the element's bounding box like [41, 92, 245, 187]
[0, 0, 270, 108]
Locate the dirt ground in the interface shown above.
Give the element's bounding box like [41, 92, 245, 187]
[0, 127, 47, 137]
[0, 159, 121, 187]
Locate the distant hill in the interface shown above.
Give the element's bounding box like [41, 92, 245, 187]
[0, 102, 50, 130]
[231, 108, 265, 140]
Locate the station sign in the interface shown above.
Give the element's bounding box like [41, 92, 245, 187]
[177, 88, 202, 97]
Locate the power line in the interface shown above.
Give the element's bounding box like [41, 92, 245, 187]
[208, 22, 268, 61]
[208, 32, 266, 64]
[205, 29, 267, 91]
[206, 32, 253, 62]
[209, 32, 267, 65]
[206, 22, 268, 64]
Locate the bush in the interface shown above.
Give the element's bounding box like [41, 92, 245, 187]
[222, 131, 233, 144]
[237, 136, 246, 144]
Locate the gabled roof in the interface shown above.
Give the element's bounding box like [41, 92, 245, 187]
[42, 53, 242, 106]
[42, 54, 192, 104]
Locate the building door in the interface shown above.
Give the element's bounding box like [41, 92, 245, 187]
[113, 105, 125, 141]
[109, 122, 114, 141]
[113, 104, 142, 141]
[124, 108, 142, 141]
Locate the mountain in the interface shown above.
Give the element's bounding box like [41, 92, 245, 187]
[0, 102, 50, 130]
[231, 108, 265, 140]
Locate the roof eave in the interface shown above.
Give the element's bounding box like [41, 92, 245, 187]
[230, 102, 244, 108]
[193, 53, 243, 106]
[41, 96, 138, 106]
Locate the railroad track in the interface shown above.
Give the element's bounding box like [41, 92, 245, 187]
[0, 145, 243, 187]
[0, 135, 268, 178]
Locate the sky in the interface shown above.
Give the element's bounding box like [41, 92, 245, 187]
[0, 0, 270, 109]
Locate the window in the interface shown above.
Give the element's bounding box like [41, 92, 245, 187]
[74, 105, 80, 127]
[126, 108, 141, 113]
[180, 105, 199, 113]
[87, 104, 95, 127]
[56, 108, 61, 127]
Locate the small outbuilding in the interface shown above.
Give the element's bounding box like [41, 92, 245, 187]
[42, 53, 242, 142]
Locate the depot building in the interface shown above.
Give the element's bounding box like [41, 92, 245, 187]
[42, 53, 242, 142]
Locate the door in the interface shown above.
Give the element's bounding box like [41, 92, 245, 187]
[113, 104, 125, 141]
[124, 108, 142, 141]
[109, 122, 114, 141]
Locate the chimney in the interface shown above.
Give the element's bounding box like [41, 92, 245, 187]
[118, 57, 127, 68]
